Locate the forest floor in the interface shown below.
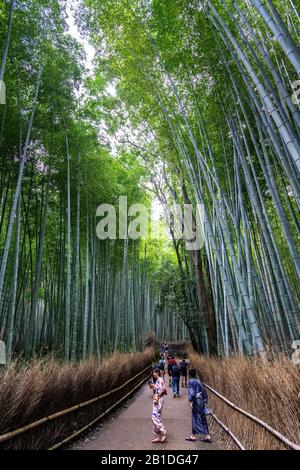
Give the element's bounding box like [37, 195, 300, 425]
[71, 371, 222, 451]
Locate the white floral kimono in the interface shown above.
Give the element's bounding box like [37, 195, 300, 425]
[152, 376, 167, 437]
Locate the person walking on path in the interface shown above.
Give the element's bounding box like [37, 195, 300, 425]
[186, 369, 212, 443]
[171, 363, 181, 398]
[158, 355, 166, 378]
[149, 369, 167, 443]
[167, 355, 177, 386]
[179, 359, 188, 387]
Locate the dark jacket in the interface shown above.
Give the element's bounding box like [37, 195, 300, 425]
[171, 365, 181, 378]
[179, 360, 187, 375]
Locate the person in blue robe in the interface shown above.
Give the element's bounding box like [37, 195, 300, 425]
[186, 368, 212, 443]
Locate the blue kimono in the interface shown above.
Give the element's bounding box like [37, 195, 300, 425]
[188, 378, 209, 435]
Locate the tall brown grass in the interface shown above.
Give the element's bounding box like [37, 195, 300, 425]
[0, 348, 154, 450]
[188, 348, 300, 450]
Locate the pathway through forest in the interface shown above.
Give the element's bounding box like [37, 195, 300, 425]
[72, 373, 222, 451]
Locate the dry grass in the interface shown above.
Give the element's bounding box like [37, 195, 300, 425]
[0, 348, 154, 450]
[188, 347, 300, 450]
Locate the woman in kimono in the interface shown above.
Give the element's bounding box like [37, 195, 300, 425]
[186, 368, 212, 443]
[149, 369, 167, 443]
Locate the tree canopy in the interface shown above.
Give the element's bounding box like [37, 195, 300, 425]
[0, 0, 299, 361]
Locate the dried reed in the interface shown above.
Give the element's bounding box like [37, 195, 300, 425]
[0, 348, 154, 449]
[188, 347, 300, 450]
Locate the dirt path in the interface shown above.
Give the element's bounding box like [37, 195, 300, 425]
[72, 374, 222, 451]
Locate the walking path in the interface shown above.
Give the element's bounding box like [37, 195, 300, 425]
[73, 374, 222, 451]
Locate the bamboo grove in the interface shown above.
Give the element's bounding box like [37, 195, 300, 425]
[0, 0, 300, 362]
[79, 0, 300, 356]
[0, 0, 188, 364]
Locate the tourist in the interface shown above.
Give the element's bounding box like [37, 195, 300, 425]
[150, 361, 161, 392]
[150, 363, 157, 384]
[185, 368, 212, 443]
[171, 362, 181, 397]
[179, 358, 188, 387]
[149, 368, 167, 443]
[158, 355, 166, 378]
[167, 355, 177, 386]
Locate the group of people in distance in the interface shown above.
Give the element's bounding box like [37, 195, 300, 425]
[148, 342, 212, 444]
[160, 352, 187, 396]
